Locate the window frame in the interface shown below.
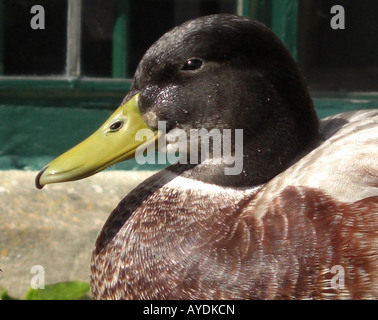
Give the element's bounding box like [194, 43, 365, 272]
[0, 0, 132, 109]
[0, 0, 377, 113]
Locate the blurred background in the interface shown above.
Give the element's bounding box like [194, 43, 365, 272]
[0, 0, 377, 299]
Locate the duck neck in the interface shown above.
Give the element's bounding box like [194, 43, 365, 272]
[168, 132, 321, 188]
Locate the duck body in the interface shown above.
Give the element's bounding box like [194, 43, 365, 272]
[91, 110, 378, 299]
[36, 14, 378, 299]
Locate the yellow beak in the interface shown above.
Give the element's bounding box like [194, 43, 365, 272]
[36, 94, 157, 189]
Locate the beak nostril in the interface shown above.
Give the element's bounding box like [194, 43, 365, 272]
[109, 120, 124, 131]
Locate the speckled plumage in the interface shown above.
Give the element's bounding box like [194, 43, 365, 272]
[91, 185, 378, 299]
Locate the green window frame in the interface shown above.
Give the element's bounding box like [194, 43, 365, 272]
[1, 0, 377, 170]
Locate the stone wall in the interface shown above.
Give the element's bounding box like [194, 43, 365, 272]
[0, 170, 154, 299]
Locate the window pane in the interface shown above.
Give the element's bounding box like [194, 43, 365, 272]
[81, 0, 116, 78]
[128, 0, 237, 76]
[81, 0, 237, 78]
[298, 0, 378, 91]
[3, 0, 67, 76]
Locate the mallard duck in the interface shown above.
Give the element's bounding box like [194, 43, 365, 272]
[36, 14, 378, 299]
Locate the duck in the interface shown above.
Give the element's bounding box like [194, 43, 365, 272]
[35, 14, 378, 299]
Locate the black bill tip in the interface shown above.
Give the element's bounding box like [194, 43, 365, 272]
[35, 166, 48, 189]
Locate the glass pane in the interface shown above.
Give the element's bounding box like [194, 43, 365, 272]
[298, 0, 378, 91]
[81, 0, 237, 78]
[81, 0, 116, 78]
[2, 0, 67, 76]
[128, 0, 237, 76]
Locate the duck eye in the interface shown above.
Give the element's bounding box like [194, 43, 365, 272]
[182, 58, 204, 71]
[109, 120, 123, 131]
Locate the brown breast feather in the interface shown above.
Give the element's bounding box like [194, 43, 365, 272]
[90, 183, 377, 299]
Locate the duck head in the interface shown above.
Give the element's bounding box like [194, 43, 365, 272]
[36, 14, 320, 189]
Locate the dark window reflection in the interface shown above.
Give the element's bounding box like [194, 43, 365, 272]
[81, 0, 236, 78]
[3, 0, 67, 75]
[2, 0, 237, 78]
[298, 0, 378, 91]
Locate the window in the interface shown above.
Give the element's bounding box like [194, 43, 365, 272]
[1, 0, 238, 79]
[298, 0, 378, 92]
[81, 0, 238, 78]
[1, 0, 377, 92]
[2, 0, 67, 76]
